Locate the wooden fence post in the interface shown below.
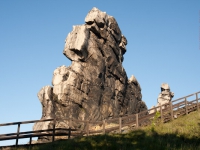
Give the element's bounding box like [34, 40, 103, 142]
[15, 123, 20, 146]
[29, 136, 32, 146]
[86, 121, 89, 136]
[52, 119, 56, 142]
[103, 120, 105, 134]
[154, 107, 156, 114]
[170, 101, 173, 120]
[136, 114, 138, 128]
[68, 117, 71, 139]
[196, 93, 199, 111]
[68, 128, 71, 139]
[119, 117, 122, 133]
[185, 98, 188, 115]
[160, 104, 163, 122]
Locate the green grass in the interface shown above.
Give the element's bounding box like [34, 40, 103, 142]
[14, 111, 200, 150]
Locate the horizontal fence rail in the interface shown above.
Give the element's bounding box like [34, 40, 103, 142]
[0, 91, 200, 148]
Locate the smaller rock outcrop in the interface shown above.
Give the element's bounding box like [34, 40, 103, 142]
[33, 86, 54, 131]
[149, 83, 174, 114]
[33, 86, 54, 143]
[157, 83, 174, 106]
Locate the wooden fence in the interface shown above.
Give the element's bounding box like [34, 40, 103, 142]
[0, 91, 199, 148]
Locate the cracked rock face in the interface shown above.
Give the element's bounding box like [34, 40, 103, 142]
[33, 7, 147, 139]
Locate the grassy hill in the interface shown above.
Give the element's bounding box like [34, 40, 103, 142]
[13, 111, 200, 150]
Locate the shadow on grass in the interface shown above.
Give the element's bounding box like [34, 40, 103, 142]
[32, 129, 200, 150]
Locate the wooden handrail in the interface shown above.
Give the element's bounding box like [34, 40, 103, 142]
[0, 118, 53, 126]
[0, 128, 77, 137]
[0, 132, 81, 141]
[172, 91, 200, 102]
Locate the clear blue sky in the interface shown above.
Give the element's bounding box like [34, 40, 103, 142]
[0, 0, 200, 146]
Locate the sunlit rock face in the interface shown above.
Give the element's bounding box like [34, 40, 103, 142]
[33, 7, 147, 140]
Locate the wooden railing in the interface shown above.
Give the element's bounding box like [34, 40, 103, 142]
[0, 91, 200, 148]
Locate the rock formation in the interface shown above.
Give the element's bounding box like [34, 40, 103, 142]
[157, 83, 174, 106]
[149, 83, 174, 114]
[33, 7, 147, 141]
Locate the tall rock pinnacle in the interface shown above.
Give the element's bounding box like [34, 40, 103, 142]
[33, 7, 147, 142]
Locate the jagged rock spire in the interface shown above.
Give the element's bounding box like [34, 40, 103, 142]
[34, 7, 147, 143]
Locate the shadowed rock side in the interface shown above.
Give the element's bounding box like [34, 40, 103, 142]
[33, 7, 147, 142]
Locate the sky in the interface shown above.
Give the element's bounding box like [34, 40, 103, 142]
[0, 0, 200, 146]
